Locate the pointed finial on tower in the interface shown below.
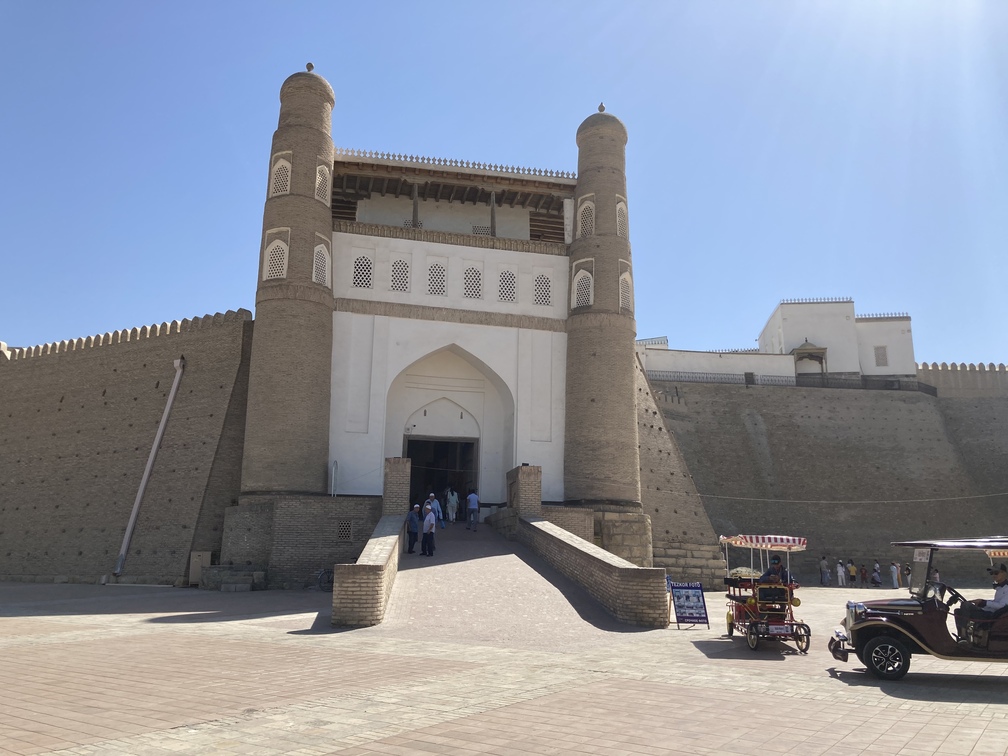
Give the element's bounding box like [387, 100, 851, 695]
[598, 102, 605, 113]
[306, 62, 314, 72]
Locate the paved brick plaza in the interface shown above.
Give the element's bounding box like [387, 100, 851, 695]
[3, 525, 1008, 755]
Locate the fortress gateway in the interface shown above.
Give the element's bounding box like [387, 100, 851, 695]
[2, 68, 1006, 605]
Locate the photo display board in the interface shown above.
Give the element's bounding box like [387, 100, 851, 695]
[667, 578, 709, 629]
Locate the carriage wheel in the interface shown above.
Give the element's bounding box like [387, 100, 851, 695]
[726, 610, 734, 637]
[793, 624, 811, 654]
[746, 621, 760, 651]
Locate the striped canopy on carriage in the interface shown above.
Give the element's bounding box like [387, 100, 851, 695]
[719, 534, 807, 552]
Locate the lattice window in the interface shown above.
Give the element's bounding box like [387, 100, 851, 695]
[315, 165, 331, 204]
[463, 267, 482, 299]
[533, 274, 551, 306]
[499, 269, 516, 302]
[577, 200, 595, 238]
[313, 245, 330, 287]
[616, 202, 629, 239]
[428, 262, 446, 296]
[619, 273, 633, 312]
[352, 256, 373, 289]
[263, 241, 288, 280]
[404, 219, 423, 229]
[336, 520, 352, 541]
[391, 259, 410, 292]
[874, 345, 889, 367]
[270, 159, 291, 197]
[472, 225, 491, 236]
[573, 271, 593, 309]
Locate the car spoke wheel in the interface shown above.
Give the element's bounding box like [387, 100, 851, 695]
[726, 610, 734, 637]
[864, 635, 911, 680]
[746, 621, 760, 651]
[793, 624, 811, 654]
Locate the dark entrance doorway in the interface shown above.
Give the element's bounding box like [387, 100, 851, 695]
[405, 437, 478, 515]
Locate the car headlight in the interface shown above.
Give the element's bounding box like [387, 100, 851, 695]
[845, 601, 867, 627]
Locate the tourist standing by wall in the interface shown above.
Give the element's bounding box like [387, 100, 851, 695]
[421, 503, 436, 556]
[466, 489, 480, 532]
[406, 504, 420, 554]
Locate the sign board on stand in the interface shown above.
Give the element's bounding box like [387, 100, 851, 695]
[667, 578, 709, 629]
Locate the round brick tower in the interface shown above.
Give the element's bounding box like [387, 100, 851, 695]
[241, 66, 335, 493]
[563, 106, 641, 507]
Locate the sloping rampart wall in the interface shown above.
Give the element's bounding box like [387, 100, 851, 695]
[652, 381, 1008, 585]
[0, 310, 253, 583]
[634, 360, 724, 582]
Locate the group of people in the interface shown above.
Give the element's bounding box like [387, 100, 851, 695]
[404, 487, 481, 557]
[819, 556, 912, 589]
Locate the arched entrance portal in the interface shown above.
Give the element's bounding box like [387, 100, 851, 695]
[403, 399, 479, 506]
[385, 345, 514, 506]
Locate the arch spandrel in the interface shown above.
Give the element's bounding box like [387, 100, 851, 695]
[384, 343, 515, 503]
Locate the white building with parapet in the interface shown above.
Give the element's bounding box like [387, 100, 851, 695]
[638, 297, 917, 388]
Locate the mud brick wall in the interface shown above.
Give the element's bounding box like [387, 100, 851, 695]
[223, 494, 382, 588]
[0, 311, 252, 584]
[516, 516, 668, 628]
[654, 380, 1008, 585]
[331, 514, 404, 627]
[540, 505, 593, 542]
[597, 511, 654, 568]
[219, 499, 274, 568]
[635, 360, 727, 583]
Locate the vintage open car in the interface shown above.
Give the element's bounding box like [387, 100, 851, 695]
[721, 534, 811, 653]
[829, 537, 1008, 680]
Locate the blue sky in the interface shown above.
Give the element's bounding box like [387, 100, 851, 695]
[1, 1, 1005, 364]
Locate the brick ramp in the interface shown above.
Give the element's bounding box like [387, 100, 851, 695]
[382, 521, 649, 646]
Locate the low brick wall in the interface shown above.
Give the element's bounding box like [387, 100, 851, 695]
[516, 516, 668, 628]
[219, 494, 382, 588]
[331, 514, 404, 627]
[540, 505, 593, 542]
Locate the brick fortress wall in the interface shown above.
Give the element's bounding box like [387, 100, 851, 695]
[0, 310, 252, 584]
[651, 380, 1008, 584]
[635, 359, 724, 583]
[221, 494, 382, 588]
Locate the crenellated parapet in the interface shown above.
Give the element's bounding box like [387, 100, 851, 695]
[0, 309, 252, 364]
[918, 362, 1007, 371]
[334, 146, 576, 182]
[917, 361, 1008, 398]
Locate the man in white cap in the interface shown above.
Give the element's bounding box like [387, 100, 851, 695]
[421, 502, 436, 557]
[427, 492, 445, 530]
[955, 563, 1008, 643]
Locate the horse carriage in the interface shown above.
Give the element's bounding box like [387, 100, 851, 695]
[720, 534, 811, 653]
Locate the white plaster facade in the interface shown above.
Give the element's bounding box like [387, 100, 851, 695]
[329, 232, 569, 503]
[758, 300, 862, 375]
[636, 345, 795, 379]
[855, 317, 916, 376]
[333, 232, 568, 319]
[641, 299, 916, 382]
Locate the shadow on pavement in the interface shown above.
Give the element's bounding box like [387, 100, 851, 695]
[0, 582, 331, 625]
[826, 666, 1008, 702]
[692, 638, 792, 660]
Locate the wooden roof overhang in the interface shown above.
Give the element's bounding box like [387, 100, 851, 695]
[331, 158, 576, 216]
